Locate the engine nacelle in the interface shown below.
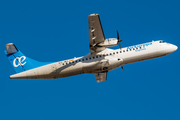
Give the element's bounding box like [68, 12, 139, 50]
[98, 38, 118, 47]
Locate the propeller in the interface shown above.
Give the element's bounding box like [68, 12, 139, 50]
[121, 66, 124, 71]
[116, 30, 124, 71]
[117, 30, 123, 49]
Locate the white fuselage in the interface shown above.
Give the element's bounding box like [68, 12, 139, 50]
[10, 40, 177, 79]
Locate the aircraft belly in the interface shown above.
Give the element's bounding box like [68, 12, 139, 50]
[82, 60, 110, 73]
[56, 63, 83, 78]
[10, 67, 41, 79]
[28, 64, 56, 79]
[82, 61, 100, 73]
[19, 62, 84, 79]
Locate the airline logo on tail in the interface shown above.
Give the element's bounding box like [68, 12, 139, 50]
[13, 56, 26, 67]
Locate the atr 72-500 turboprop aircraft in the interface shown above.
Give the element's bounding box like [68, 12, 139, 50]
[5, 14, 178, 83]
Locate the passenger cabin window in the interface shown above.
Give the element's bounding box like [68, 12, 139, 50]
[133, 48, 135, 50]
[159, 41, 165, 43]
[86, 58, 88, 60]
[123, 50, 125, 52]
[116, 52, 118, 54]
[110, 53, 112, 55]
[126, 50, 128, 52]
[89, 57, 91, 59]
[96, 56, 98, 58]
[82, 59, 84, 61]
[136, 47, 138, 49]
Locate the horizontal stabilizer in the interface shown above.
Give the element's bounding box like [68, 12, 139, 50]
[6, 43, 18, 54]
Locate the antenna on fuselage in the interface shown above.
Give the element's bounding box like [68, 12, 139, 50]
[116, 30, 124, 71]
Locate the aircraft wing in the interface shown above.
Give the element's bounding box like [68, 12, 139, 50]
[94, 72, 107, 83]
[88, 14, 106, 53]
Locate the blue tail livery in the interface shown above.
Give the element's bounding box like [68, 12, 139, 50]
[5, 43, 51, 73]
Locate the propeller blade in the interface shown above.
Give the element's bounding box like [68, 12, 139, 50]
[118, 41, 121, 49]
[117, 30, 119, 40]
[117, 30, 122, 42]
[121, 66, 124, 71]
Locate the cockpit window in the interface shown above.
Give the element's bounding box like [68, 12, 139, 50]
[159, 40, 165, 43]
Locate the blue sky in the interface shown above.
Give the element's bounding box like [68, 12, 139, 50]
[0, 0, 180, 120]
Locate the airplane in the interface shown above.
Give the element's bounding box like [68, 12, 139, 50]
[5, 14, 178, 83]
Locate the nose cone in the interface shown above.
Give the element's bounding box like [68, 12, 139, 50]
[167, 44, 178, 54]
[173, 45, 178, 51]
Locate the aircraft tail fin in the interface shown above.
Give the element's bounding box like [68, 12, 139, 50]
[5, 43, 50, 73]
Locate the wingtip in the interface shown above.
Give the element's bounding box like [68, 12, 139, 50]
[89, 13, 99, 16]
[9, 75, 13, 79]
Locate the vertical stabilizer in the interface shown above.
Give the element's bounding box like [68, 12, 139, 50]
[5, 43, 51, 73]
